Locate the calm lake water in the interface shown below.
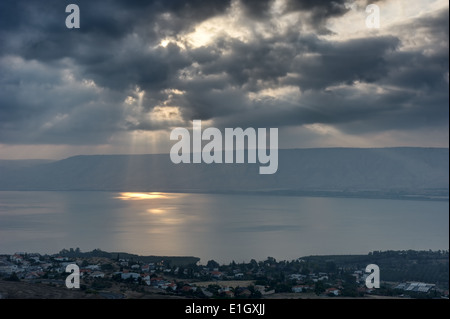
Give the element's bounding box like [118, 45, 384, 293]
[0, 191, 448, 263]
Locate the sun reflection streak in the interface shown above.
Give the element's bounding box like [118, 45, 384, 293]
[147, 208, 166, 214]
[115, 192, 171, 200]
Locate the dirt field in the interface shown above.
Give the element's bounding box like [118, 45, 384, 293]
[0, 280, 99, 299]
[193, 280, 255, 288]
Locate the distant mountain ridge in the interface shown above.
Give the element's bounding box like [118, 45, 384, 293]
[0, 148, 448, 200]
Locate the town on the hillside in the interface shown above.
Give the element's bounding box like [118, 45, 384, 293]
[0, 249, 448, 299]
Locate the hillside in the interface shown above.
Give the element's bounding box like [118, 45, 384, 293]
[0, 148, 448, 199]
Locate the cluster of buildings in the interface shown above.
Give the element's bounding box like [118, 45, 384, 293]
[394, 282, 435, 293]
[0, 253, 53, 281]
[0, 252, 446, 299]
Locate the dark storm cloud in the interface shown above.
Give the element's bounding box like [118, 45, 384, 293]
[0, 0, 233, 61]
[0, 0, 230, 144]
[291, 36, 400, 90]
[240, 0, 274, 19]
[0, 0, 448, 146]
[285, 0, 350, 33]
[0, 57, 124, 144]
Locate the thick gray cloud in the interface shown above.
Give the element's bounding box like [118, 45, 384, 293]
[284, 0, 350, 33]
[0, 0, 448, 149]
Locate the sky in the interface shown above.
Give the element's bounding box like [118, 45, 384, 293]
[0, 0, 448, 160]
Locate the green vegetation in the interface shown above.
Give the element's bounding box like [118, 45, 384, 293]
[301, 250, 449, 289]
[57, 248, 200, 266]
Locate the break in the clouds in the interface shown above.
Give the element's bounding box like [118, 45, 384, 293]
[0, 0, 448, 159]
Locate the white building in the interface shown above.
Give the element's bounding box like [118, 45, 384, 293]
[121, 272, 140, 280]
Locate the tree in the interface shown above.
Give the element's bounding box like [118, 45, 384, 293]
[248, 285, 262, 298]
[326, 261, 337, 273]
[301, 266, 310, 276]
[314, 281, 325, 295]
[206, 260, 220, 269]
[275, 283, 291, 293]
[101, 263, 114, 271]
[6, 272, 20, 282]
[341, 274, 358, 297]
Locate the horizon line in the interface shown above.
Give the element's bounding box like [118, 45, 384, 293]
[0, 146, 448, 162]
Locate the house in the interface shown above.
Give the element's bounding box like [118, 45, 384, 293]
[29, 256, 41, 263]
[53, 256, 69, 262]
[238, 289, 252, 297]
[150, 277, 165, 287]
[80, 269, 92, 277]
[181, 285, 194, 292]
[211, 271, 224, 279]
[0, 265, 18, 275]
[11, 254, 24, 263]
[292, 285, 304, 293]
[24, 271, 44, 280]
[325, 288, 340, 296]
[289, 274, 306, 281]
[131, 264, 140, 270]
[395, 282, 435, 293]
[91, 272, 105, 278]
[201, 288, 213, 298]
[121, 272, 140, 280]
[142, 275, 151, 285]
[167, 283, 178, 291]
[158, 281, 171, 289]
[254, 285, 275, 295]
[292, 285, 312, 293]
[41, 263, 53, 270]
[85, 265, 101, 271]
[234, 273, 244, 279]
[360, 274, 369, 283]
[61, 262, 73, 268]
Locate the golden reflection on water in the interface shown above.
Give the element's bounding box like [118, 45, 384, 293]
[115, 192, 189, 227]
[115, 192, 181, 200]
[147, 208, 165, 214]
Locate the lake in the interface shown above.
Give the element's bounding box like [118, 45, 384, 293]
[0, 191, 448, 263]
